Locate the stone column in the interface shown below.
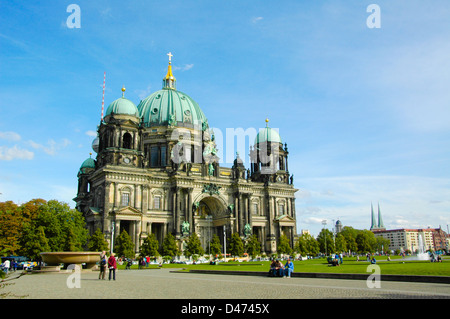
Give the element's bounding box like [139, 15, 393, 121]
[247, 195, 252, 228]
[135, 220, 141, 253]
[187, 188, 193, 235]
[174, 187, 181, 236]
[238, 193, 243, 236]
[115, 220, 121, 244]
[244, 194, 248, 227]
[136, 184, 142, 210]
[234, 194, 239, 234]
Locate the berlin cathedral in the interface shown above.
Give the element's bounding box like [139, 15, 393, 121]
[74, 54, 298, 255]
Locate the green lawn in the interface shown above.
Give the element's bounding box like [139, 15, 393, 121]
[119, 256, 450, 277]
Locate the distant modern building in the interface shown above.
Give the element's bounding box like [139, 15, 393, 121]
[299, 229, 311, 236]
[369, 204, 448, 252]
[372, 228, 435, 253]
[430, 227, 449, 251]
[74, 54, 298, 255]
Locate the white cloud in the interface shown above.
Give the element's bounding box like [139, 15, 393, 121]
[296, 175, 450, 236]
[0, 131, 21, 142]
[28, 138, 71, 156]
[0, 145, 34, 161]
[85, 130, 97, 137]
[135, 84, 152, 100]
[251, 17, 263, 23]
[173, 64, 194, 72]
[376, 39, 450, 132]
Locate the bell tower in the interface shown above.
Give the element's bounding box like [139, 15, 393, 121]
[96, 87, 144, 168]
[250, 119, 292, 185]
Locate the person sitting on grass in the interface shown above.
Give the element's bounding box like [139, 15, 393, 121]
[283, 258, 294, 278]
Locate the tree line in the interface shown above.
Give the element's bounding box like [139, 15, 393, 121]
[0, 199, 390, 261]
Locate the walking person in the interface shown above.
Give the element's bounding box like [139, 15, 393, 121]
[3, 259, 10, 274]
[99, 251, 107, 280]
[108, 253, 117, 281]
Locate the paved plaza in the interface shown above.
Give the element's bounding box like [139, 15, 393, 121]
[2, 268, 450, 299]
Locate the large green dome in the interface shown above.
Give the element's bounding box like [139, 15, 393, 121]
[138, 88, 207, 128]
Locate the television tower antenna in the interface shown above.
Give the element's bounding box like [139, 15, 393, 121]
[101, 71, 106, 121]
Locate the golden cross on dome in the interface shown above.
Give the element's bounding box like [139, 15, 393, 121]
[167, 52, 173, 63]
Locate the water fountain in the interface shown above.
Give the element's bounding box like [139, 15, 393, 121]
[39, 251, 102, 272]
[415, 234, 430, 261]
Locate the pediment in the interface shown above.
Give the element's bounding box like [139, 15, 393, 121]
[116, 206, 143, 216]
[85, 207, 101, 217]
[274, 214, 296, 224]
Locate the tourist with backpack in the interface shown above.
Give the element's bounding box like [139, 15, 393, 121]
[99, 251, 107, 280]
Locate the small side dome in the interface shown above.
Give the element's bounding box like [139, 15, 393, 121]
[92, 136, 99, 153]
[79, 156, 95, 174]
[254, 119, 282, 145]
[105, 87, 139, 117]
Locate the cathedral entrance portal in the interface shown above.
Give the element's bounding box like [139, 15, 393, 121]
[195, 195, 229, 253]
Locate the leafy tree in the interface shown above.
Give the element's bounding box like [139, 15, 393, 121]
[88, 228, 109, 252]
[55, 201, 88, 251]
[375, 236, 390, 253]
[22, 200, 87, 252]
[277, 234, 293, 255]
[295, 233, 318, 256]
[0, 201, 22, 256]
[356, 230, 377, 253]
[316, 228, 335, 255]
[245, 235, 261, 259]
[140, 234, 160, 257]
[184, 232, 204, 258]
[228, 232, 244, 257]
[64, 228, 79, 251]
[209, 234, 222, 257]
[115, 230, 135, 258]
[21, 226, 50, 260]
[161, 233, 179, 257]
[335, 233, 347, 253]
[19, 198, 46, 221]
[307, 234, 320, 256]
[340, 226, 358, 253]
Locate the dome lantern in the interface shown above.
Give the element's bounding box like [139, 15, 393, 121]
[163, 52, 176, 90]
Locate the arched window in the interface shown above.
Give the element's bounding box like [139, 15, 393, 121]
[123, 132, 132, 149]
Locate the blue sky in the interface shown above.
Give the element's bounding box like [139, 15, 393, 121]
[1, 0, 449, 236]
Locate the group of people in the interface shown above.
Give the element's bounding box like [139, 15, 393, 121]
[99, 251, 117, 281]
[269, 258, 294, 278]
[431, 254, 442, 262]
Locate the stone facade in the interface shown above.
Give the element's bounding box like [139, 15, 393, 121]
[74, 60, 298, 255]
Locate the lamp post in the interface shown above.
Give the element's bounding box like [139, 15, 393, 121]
[110, 220, 115, 255]
[206, 215, 212, 257]
[322, 219, 327, 256]
[223, 224, 227, 262]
